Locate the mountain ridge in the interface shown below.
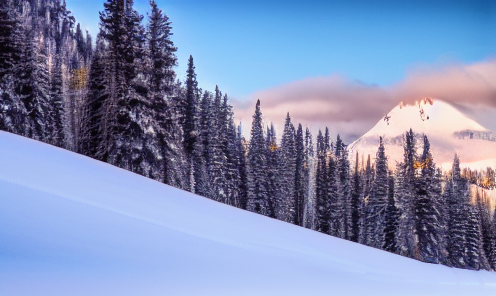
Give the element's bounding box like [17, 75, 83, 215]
[350, 98, 496, 171]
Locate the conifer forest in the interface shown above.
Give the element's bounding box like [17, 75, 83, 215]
[1, 0, 495, 272]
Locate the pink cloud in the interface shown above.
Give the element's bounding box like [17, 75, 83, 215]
[233, 58, 496, 142]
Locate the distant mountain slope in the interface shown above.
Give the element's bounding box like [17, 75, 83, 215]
[1, 131, 495, 296]
[350, 98, 496, 171]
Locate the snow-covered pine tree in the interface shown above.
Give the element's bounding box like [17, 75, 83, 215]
[364, 137, 388, 249]
[192, 90, 213, 196]
[182, 55, 198, 158]
[16, 17, 50, 142]
[79, 34, 109, 159]
[246, 99, 270, 216]
[465, 189, 489, 270]
[359, 154, 374, 244]
[294, 123, 306, 226]
[315, 129, 329, 234]
[395, 129, 421, 260]
[476, 189, 495, 270]
[0, 0, 21, 81]
[100, 0, 155, 176]
[447, 154, 469, 268]
[327, 147, 339, 237]
[336, 135, 352, 240]
[47, 52, 65, 147]
[0, 74, 27, 135]
[206, 86, 227, 202]
[236, 123, 248, 210]
[145, 0, 187, 188]
[435, 167, 451, 266]
[303, 127, 316, 229]
[383, 169, 398, 253]
[416, 135, 443, 263]
[224, 106, 242, 207]
[276, 113, 296, 223]
[350, 152, 362, 243]
[265, 123, 280, 218]
[0, 0, 27, 134]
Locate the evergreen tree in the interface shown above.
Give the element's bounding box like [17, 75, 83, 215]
[246, 99, 269, 216]
[415, 135, 443, 263]
[0, 74, 27, 134]
[294, 123, 306, 226]
[15, 20, 50, 142]
[303, 127, 316, 229]
[79, 34, 109, 159]
[364, 137, 388, 249]
[395, 129, 421, 260]
[315, 129, 329, 234]
[47, 52, 65, 147]
[327, 149, 339, 237]
[182, 55, 198, 157]
[349, 152, 362, 242]
[265, 123, 279, 218]
[359, 154, 374, 244]
[465, 190, 489, 270]
[0, 0, 21, 81]
[207, 86, 227, 202]
[236, 123, 248, 210]
[276, 113, 296, 223]
[224, 110, 242, 207]
[383, 169, 398, 253]
[145, 0, 187, 188]
[336, 135, 352, 240]
[478, 190, 496, 270]
[447, 154, 469, 268]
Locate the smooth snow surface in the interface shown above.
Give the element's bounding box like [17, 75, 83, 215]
[1, 131, 495, 296]
[350, 98, 496, 171]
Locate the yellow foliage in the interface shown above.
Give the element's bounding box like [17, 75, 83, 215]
[70, 67, 89, 90]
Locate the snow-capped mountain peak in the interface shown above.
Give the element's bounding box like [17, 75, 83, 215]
[350, 98, 496, 171]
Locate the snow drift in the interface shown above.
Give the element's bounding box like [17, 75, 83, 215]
[0, 131, 495, 296]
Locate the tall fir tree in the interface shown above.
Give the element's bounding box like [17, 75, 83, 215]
[275, 113, 296, 223]
[336, 135, 352, 240]
[145, 0, 187, 188]
[182, 55, 198, 158]
[265, 123, 279, 218]
[47, 52, 65, 146]
[416, 135, 443, 263]
[478, 189, 496, 270]
[447, 154, 469, 268]
[315, 129, 329, 234]
[303, 127, 316, 229]
[364, 137, 388, 249]
[383, 169, 398, 253]
[246, 99, 269, 216]
[206, 86, 227, 202]
[395, 129, 421, 260]
[79, 34, 109, 159]
[236, 123, 248, 210]
[350, 152, 362, 243]
[294, 123, 306, 226]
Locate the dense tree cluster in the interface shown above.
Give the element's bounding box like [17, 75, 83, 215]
[1, 0, 495, 273]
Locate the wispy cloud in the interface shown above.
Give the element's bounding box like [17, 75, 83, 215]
[233, 59, 496, 142]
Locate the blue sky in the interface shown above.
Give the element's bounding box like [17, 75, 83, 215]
[66, 0, 496, 100]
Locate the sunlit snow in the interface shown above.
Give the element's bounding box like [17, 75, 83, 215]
[1, 131, 495, 296]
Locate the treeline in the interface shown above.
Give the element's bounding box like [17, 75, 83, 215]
[1, 0, 495, 272]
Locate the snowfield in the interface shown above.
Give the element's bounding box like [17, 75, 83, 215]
[1, 131, 495, 296]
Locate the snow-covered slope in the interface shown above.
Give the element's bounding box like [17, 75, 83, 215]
[1, 131, 495, 296]
[350, 98, 496, 171]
